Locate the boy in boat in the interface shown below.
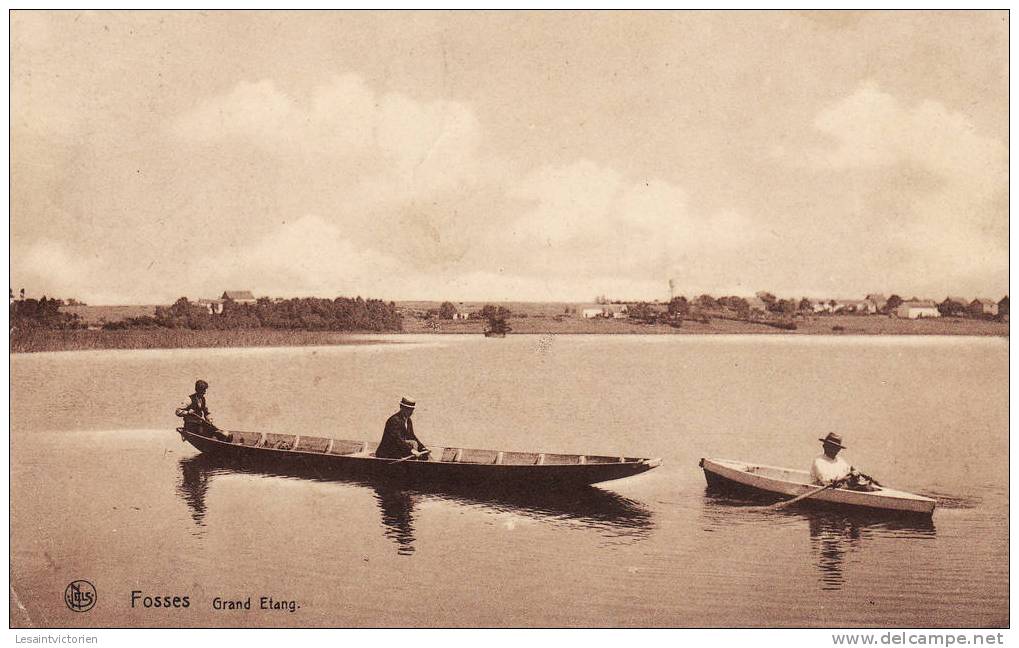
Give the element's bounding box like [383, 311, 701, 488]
[177, 379, 211, 421]
[175, 379, 230, 441]
[811, 432, 879, 491]
[376, 397, 430, 460]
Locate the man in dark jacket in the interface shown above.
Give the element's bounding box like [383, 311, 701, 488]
[376, 397, 429, 460]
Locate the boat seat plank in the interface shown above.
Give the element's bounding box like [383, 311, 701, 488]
[578, 455, 620, 464]
[263, 433, 297, 450]
[458, 448, 500, 464]
[501, 451, 541, 465]
[231, 432, 261, 447]
[330, 439, 367, 456]
[543, 453, 581, 465]
[296, 436, 330, 453]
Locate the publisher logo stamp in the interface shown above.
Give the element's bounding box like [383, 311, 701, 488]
[64, 580, 97, 612]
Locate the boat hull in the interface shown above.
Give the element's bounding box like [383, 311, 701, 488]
[179, 428, 661, 488]
[700, 457, 936, 516]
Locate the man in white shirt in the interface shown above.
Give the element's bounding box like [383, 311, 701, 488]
[811, 432, 855, 485]
[810, 433, 880, 491]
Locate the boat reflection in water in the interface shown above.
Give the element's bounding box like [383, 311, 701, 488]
[805, 511, 935, 590]
[701, 489, 936, 591]
[374, 484, 417, 555]
[176, 453, 654, 554]
[176, 453, 212, 528]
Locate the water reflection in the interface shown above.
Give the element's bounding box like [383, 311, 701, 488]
[374, 484, 417, 556]
[176, 452, 654, 553]
[176, 453, 212, 526]
[808, 513, 863, 590]
[701, 492, 936, 591]
[807, 511, 936, 590]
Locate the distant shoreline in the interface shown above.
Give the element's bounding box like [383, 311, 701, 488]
[401, 315, 1009, 337]
[9, 315, 1008, 353]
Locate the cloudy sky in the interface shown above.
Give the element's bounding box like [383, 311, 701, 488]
[10, 11, 1008, 304]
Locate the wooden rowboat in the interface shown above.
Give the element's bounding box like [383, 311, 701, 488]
[699, 457, 936, 516]
[177, 419, 661, 488]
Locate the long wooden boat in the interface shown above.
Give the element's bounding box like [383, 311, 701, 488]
[700, 457, 936, 516]
[176, 419, 661, 488]
[178, 451, 655, 533]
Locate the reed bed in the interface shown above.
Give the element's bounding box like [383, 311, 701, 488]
[10, 315, 1008, 353]
[10, 328, 389, 353]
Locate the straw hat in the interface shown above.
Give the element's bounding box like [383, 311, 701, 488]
[818, 432, 846, 449]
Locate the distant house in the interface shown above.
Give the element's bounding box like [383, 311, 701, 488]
[939, 296, 970, 317]
[452, 311, 470, 320]
[579, 304, 628, 319]
[969, 298, 999, 317]
[810, 300, 834, 314]
[745, 297, 768, 313]
[865, 294, 888, 312]
[896, 300, 941, 319]
[198, 298, 225, 315]
[604, 304, 629, 319]
[837, 299, 877, 314]
[222, 290, 256, 304]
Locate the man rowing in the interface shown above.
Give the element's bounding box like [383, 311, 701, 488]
[811, 432, 879, 491]
[376, 397, 430, 460]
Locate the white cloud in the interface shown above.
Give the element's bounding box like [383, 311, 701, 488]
[503, 159, 762, 285]
[814, 82, 1006, 205]
[173, 75, 481, 194]
[12, 239, 102, 300]
[200, 214, 403, 297]
[808, 82, 1007, 289]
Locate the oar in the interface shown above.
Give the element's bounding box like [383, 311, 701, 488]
[746, 480, 842, 511]
[182, 413, 231, 440]
[390, 449, 431, 464]
[768, 481, 840, 509]
[183, 413, 220, 431]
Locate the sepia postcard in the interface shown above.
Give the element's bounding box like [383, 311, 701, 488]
[7, 9, 1009, 638]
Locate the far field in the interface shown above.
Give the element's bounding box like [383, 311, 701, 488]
[401, 312, 1009, 336]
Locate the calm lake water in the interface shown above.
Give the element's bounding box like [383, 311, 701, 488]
[9, 334, 1008, 627]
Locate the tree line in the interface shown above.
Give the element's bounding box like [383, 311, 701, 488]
[102, 296, 403, 331]
[9, 296, 83, 329]
[9, 293, 402, 332]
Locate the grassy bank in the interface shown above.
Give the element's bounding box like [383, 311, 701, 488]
[9, 328, 392, 353]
